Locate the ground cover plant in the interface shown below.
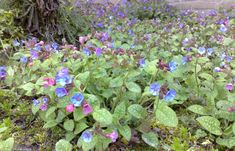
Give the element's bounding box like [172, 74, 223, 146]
[0, 0, 235, 150]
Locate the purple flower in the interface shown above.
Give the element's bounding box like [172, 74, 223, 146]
[118, 11, 125, 18]
[226, 83, 234, 91]
[168, 61, 177, 72]
[198, 47, 206, 55]
[106, 130, 118, 142]
[45, 44, 51, 51]
[71, 93, 84, 107]
[30, 50, 39, 60]
[83, 48, 91, 56]
[96, 22, 104, 28]
[95, 48, 102, 56]
[13, 40, 20, 47]
[101, 32, 108, 42]
[214, 67, 222, 72]
[139, 58, 146, 67]
[82, 101, 93, 115]
[209, 9, 217, 16]
[55, 88, 68, 98]
[220, 25, 227, 33]
[20, 56, 28, 63]
[81, 131, 92, 143]
[164, 89, 176, 101]
[182, 38, 189, 46]
[179, 23, 185, 29]
[0, 66, 7, 79]
[149, 83, 161, 96]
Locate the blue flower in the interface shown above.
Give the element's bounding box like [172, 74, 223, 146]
[149, 83, 161, 96]
[220, 25, 227, 33]
[20, 56, 28, 63]
[71, 93, 84, 107]
[52, 42, 59, 50]
[56, 68, 69, 77]
[207, 48, 214, 56]
[83, 48, 91, 56]
[81, 131, 92, 143]
[225, 56, 233, 62]
[0, 66, 6, 79]
[30, 50, 39, 60]
[55, 68, 72, 86]
[55, 88, 68, 98]
[32, 99, 40, 106]
[169, 61, 177, 72]
[164, 89, 176, 101]
[13, 40, 20, 47]
[182, 57, 187, 65]
[41, 97, 49, 104]
[34, 45, 42, 51]
[139, 58, 145, 67]
[198, 47, 206, 55]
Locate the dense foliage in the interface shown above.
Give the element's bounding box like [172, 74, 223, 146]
[0, 0, 235, 150]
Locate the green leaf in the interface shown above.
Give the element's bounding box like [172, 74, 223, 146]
[0, 137, 14, 151]
[196, 116, 222, 135]
[114, 101, 126, 119]
[187, 105, 209, 115]
[46, 107, 57, 119]
[7, 67, 14, 77]
[93, 109, 113, 125]
[76, 71, 90, 84]
[216, 137, 235, 148]
[109, 76, 123, 88]
[65, 132, 76, 142]
[141, 132, 159, 148]
[63, 120, 74, 131]
[55, 139, 72, 151]
[73, 108, 85, 122]
[0, 127, 8, 133]
[155, 103, 178, 127]
[43, 120, 58, 129]
[56, 110, 66, 123]
[128, 104, 146, 119]
[32, 104, 40, 115]
[118, 125, 131, 141]
[233, 123, 235, 135]
[74, 122, 88, 134]
[20, 82, 35, 92]
[126, 82, 141, 93]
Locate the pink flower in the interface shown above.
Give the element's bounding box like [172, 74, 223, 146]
[82, 101, 92, 115]
[106, 130, 118, 142]
[226, 83, 234, 91]
[79, 36, 88, 45]
[66, 104, 74, 113]
[40, 104, 47, 111]
[43, 78, 55, 88]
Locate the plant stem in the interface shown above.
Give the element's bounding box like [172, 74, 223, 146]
[195, 58, 200, 97]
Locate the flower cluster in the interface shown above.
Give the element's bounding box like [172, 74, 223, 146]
[0, 66, 7, 80]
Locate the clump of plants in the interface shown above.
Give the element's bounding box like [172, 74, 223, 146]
[1, 0, 235, 150]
